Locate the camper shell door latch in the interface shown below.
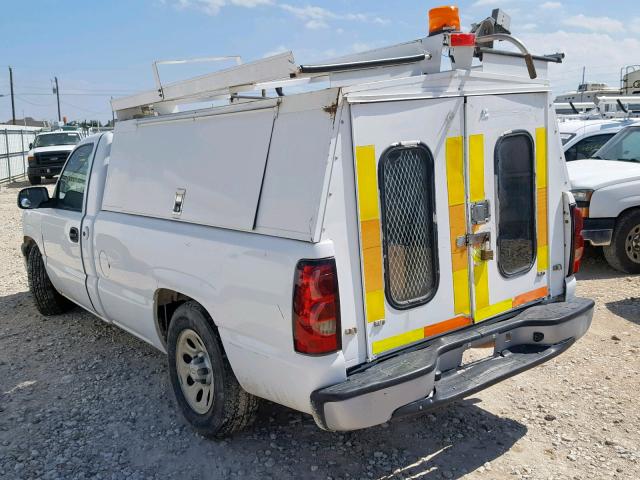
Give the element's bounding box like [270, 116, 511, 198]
[456, 231, 490, 248]
[470, 199, 491, 225]
[456, 231, 495, 260]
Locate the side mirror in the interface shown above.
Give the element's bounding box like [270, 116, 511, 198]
[17, 187, 50, 210]
[29, 143, 33, 150]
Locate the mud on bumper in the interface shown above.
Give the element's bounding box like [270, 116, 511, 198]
[311, 297, 594, 431]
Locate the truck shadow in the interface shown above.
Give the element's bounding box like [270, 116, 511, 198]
[0, 290, 526, 479]
[247, 399, 526, 479]
[575, 245, 632, 281]
[605, 297, 640, 326]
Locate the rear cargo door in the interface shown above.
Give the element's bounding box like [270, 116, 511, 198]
[465, 93, 550, 323]
[351, 98, 473, 359]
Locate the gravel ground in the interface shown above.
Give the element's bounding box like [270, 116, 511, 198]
[1, 179, 639, 480]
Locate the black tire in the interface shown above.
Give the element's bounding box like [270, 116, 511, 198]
[167, 301, 259, 438]
[603, 209, 640, 274]
[26, 246, 74, 315]
[28, 175, 42, 185]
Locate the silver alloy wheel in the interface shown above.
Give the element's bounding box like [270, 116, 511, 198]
[625, 223, 640, 264]
[176, 329, 214, 414]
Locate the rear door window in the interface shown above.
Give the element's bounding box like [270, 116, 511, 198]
[378, 144, 438, 309]
[495, 132, 536, 277]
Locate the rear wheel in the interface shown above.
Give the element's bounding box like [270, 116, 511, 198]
[28, 175, 41, 185]
[167, 301, 259, 438]
[26, 246, 74, 315]
[603, 209, 640, 274]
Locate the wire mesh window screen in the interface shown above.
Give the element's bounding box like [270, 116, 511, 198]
[379, 145, 437, 308]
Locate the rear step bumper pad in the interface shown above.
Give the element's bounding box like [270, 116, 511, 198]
[310, 297, 594, 431]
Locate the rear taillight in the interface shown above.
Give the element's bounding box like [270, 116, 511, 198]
[568, 204, 585, 275]
[293, 258, 341, 355]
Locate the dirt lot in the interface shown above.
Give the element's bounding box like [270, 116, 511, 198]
[1, 179, 639, 480]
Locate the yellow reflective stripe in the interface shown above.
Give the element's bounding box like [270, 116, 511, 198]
[469, 134, 485, 202]
[453, 269, 470, 314]
[446, 136, 470, 316]
[372, 326, 424, 355]
[356, 146, 381, 221]
[446, 137, 465, 206]
[473, 256, 489, 311]
[355, 145, 385, 323]
[372, 316, 472, 355]
[365, 290, 385, 323]
[536, 127, 548, 273]
[536, 128, 547, 190]
[476, 298, 513, 322]
[538, 244, 549, 272]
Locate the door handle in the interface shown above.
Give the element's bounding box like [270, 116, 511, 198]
[69, 227, 79, 243]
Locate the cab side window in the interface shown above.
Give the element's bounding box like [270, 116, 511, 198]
[54, 143, 94, 212]
[564, 133, 615, 161]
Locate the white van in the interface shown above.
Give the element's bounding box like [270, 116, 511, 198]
[17, 7, 593, 437]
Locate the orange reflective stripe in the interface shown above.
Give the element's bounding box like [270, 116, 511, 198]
[513, 286, 549, 308]
[424, 315, 471, 338]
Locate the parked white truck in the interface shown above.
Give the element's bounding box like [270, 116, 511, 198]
[568, 124, 640, 273]
[26, 130, 82, 185]
[17, 6, 594, 437]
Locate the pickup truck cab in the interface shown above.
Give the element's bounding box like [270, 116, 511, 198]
[16, 6, 594, 438]
[27, 130, 82, 185]
[568, 125, 640, 273]
[559, 118, 640, 162]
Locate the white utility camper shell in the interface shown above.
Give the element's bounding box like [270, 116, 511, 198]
[20, 7, 593, 436]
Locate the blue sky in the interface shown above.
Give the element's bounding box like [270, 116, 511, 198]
[1, 0, 638, 123]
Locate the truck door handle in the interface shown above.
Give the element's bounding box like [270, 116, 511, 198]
[69, 227, 79, 243]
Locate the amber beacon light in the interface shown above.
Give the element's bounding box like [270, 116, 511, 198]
[428, 5, 461, 35]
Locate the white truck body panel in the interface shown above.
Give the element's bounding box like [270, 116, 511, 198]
[104, 107, 276, 232]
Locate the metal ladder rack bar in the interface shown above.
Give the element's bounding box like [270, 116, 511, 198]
[112, 52, 297, 115]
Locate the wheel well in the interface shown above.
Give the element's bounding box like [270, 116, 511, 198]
[155, 289, 193, 344]
[614, 206, 640, 228]
[22, 236, 37, 258]
[155, 289, 221, 347]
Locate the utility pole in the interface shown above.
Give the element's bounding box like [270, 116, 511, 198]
[579, 66, 586, 103]
[9, 66, 16, 125]
[54, 76, 61, 122]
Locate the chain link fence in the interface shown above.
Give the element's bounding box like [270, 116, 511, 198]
[0, 127, 40, 183]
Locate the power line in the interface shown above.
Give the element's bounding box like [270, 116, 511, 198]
[59, 99, 110, 115]
[14, 95, 56, 107]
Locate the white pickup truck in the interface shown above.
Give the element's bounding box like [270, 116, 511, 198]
[17, 6, 594, 438]
[26, 130, 82, 185]
[568, 124, 640, 273]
